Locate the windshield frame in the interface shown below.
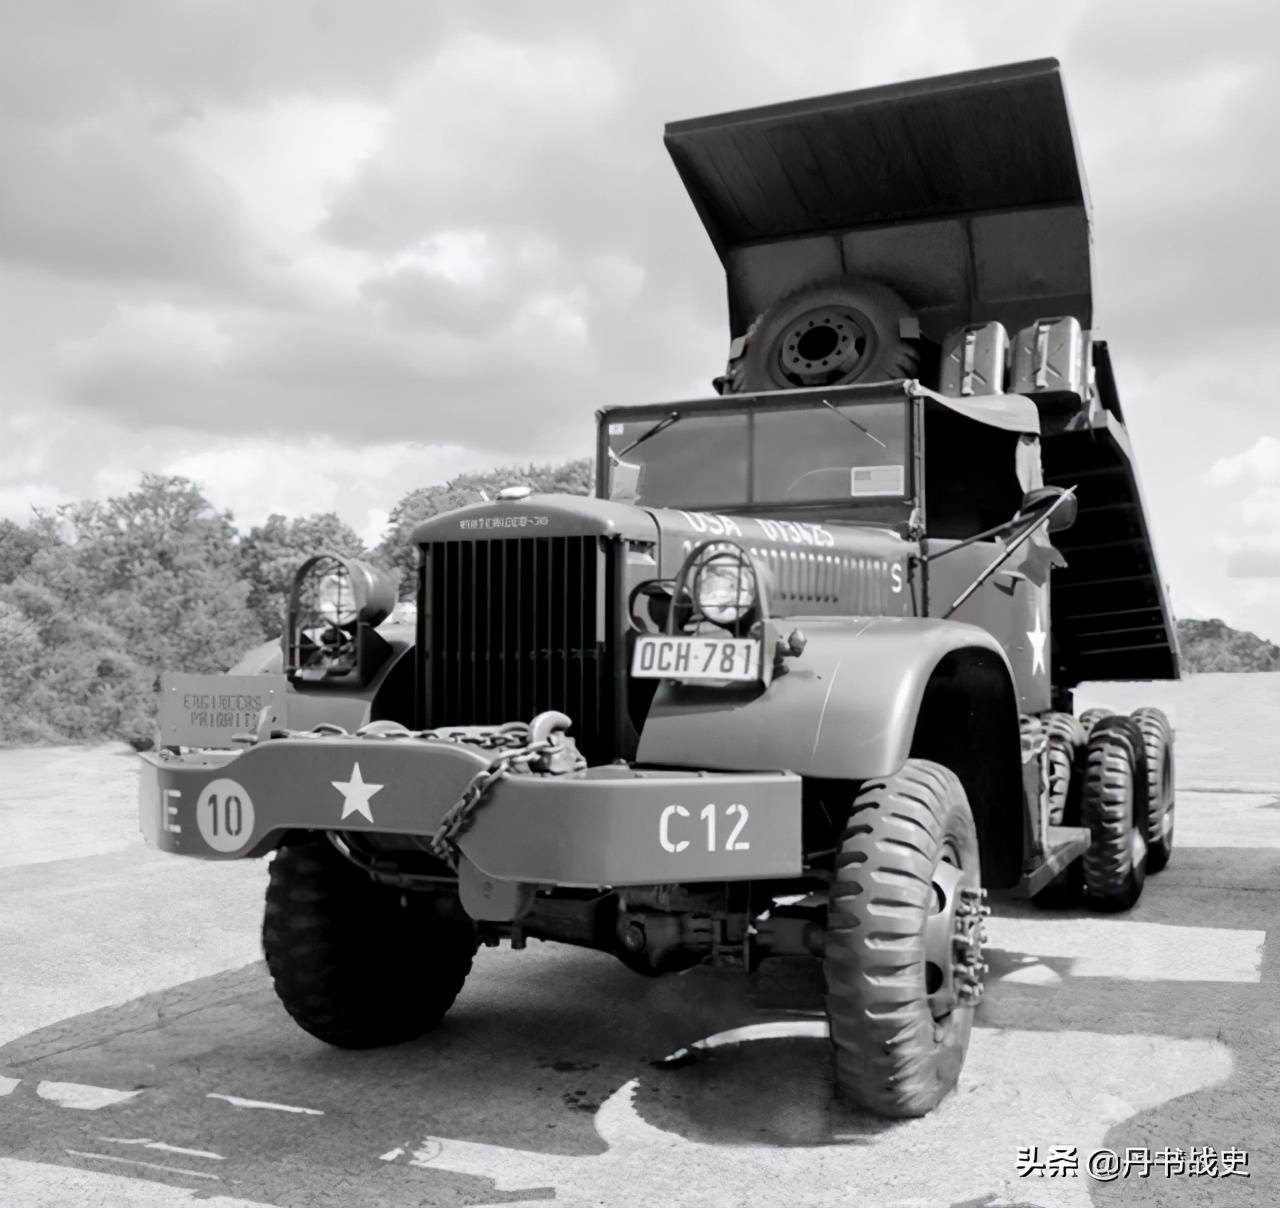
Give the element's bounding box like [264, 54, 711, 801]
[596, 382, 924, 527]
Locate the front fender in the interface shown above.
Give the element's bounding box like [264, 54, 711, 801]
[223, 625, 418, 733]
[636, 616, 1015, 780]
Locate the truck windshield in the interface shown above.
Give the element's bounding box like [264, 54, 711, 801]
[605, 396, 909, 511]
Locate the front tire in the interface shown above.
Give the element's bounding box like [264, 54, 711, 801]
[263, 838, 476, 1048]
[825, 760, 984, 1118]
[1078, 707, 1111, 737]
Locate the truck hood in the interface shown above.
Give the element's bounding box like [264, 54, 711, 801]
[414, 494, 913, 620]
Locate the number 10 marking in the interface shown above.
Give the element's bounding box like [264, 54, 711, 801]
[195, 777, 256, 853]
[205, 792, 244, 838]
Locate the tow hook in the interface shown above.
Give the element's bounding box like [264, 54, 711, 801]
[528, 711, 582, 773]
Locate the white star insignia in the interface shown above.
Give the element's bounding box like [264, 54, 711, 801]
[1028, 604, 1048, 677]
[332, 762, 383, 823]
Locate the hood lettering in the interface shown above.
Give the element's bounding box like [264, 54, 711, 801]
[677, 509, 834, 548]
[678, 510, 743, 539]
[458, 515, 550, 531]
[755, 517, 835, 548]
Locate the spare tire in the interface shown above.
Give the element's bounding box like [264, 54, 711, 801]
[723, 278, 919, 393]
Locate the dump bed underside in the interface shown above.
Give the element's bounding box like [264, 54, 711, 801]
[1042, 347, 1179, 682]
[665, 58, 1093, 341]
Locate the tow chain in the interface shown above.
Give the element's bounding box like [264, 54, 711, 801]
[422, 721, 584, 867]
[354, 715, 586, 868]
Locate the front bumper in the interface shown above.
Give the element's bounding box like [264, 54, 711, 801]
[139, 735, 803, 887]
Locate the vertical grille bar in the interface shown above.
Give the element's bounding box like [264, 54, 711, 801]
[444, 541, 452, 718]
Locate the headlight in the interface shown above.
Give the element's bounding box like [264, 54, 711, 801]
[687, 543, 759, 627]
[315, 568, 359, 627]
[287, 554, 398, 684]
[292, 555, 396, 633]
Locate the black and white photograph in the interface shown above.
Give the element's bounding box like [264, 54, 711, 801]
[0, 3, 1276, 1205]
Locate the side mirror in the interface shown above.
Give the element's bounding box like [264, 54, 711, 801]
[1019, 485, 1077, 533]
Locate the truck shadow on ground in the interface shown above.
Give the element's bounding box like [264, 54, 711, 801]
[1, 861, 1272, 1206]
[0, 950, 902, 1205]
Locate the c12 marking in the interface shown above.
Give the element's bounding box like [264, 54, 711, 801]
[660, 803, 750, 854]
[195, 778, 256, 854]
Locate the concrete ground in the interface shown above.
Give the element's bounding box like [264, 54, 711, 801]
[0, 672, 1276, 1207]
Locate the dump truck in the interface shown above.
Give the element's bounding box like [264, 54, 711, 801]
[139, 59, 1179, 1118]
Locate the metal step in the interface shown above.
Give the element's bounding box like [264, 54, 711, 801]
[1012, 825, 1091, 898]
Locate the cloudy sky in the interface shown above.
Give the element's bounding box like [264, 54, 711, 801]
[2, 1, 1277, 638]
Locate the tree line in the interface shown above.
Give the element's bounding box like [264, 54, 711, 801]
[0, 461, 590, 748]
[0, 462, 1269, 749]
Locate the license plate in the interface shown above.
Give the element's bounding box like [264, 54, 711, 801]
[631, 635, 762, 682]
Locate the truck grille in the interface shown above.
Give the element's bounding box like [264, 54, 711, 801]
[418, 535, 620, 765]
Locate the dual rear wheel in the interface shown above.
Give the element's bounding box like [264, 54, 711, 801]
[1036, 706, 1174, 911]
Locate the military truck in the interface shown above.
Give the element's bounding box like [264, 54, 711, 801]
[139, 59, 1178, 1118]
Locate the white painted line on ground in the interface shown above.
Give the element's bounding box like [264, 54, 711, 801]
[988, 918, 1264, 982]
[1183, 785, 1280, 795]
[407, 1028, 1233, 1208]
[0, 1075, 18, 1096]
[999, 961, 1064, 987]
[36, 1081, 141, 1110]
[1171, 792, 1280, 848]
[99, 1137, 225, 1160]
[660, 1019, 829, 1064]
[65, 1149, 222, 1181]
[206, 1092, 323, 1115]
[379, 1147, 405, 1162]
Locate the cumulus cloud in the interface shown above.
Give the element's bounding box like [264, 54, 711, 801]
[323, 35, 626, 252]
[0, 0, 1277, 638]
[0, 2, 442, 124]
[0, 112, 254, 289]
[1210, 436, 1280, 487]
[163, 436, 493, 533]
[1208, 438, 1280, 578]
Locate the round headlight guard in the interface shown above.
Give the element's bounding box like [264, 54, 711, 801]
[287, 553, 398, 683]
[291, 554, 396, 634]
[678, 541, 763, 633]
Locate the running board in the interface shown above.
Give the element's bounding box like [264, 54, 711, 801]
[1010, 825, 1091, 897]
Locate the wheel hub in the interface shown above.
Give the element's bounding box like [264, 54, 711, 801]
[952, 886, 990, 1007]
[774, 306, 871, 385]
[922, 862, 989, 1017]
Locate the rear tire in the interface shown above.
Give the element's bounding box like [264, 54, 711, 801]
[1131, 707, 1175, 873]
[1078, 707, 1111, 737]
[825, 760, 983, 1118]
[263, 838, 476, 1048]
[1080, 721, 1147, 912]
[1042, 711, 1084, 825]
